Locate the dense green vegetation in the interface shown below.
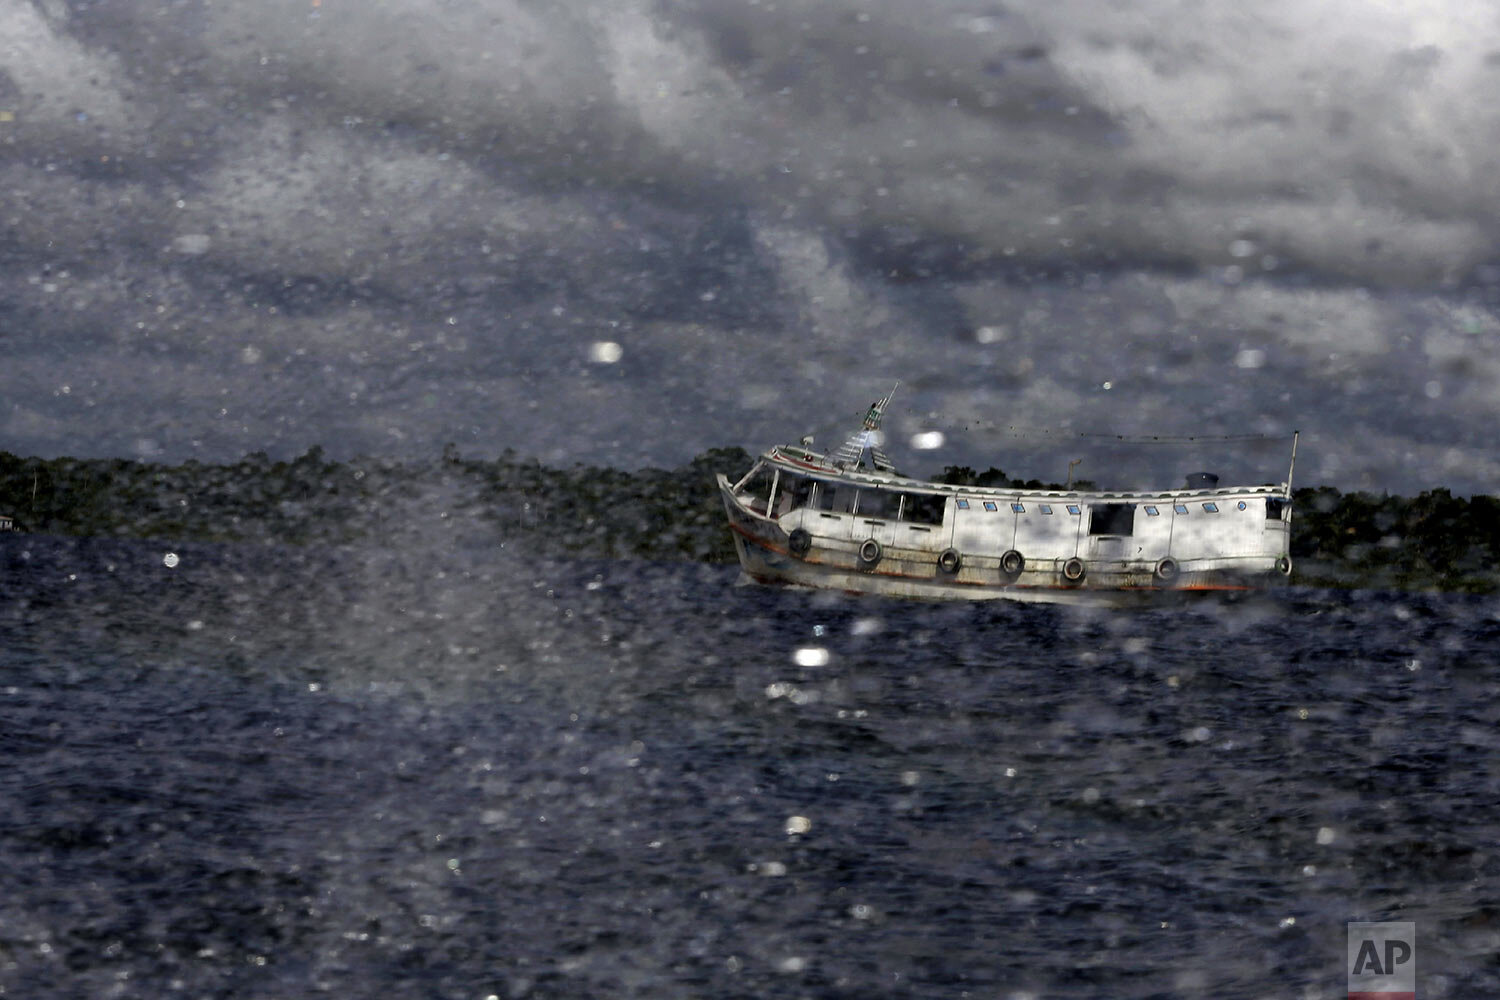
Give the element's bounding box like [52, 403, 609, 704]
[3, 448, 1499, 592]
[1287, 485, 1500, 592]
[0, 447, 748, 565]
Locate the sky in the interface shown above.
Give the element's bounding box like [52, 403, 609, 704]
[4, 0, 1500, 494]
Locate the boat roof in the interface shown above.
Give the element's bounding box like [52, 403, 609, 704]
[760, 444, 1286, 501]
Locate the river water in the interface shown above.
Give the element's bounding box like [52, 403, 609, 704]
[2, 531, 1497, 998]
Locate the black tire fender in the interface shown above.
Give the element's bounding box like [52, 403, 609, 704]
[1154, 557, 1178, 582]
[1276, 555, 1293, 575]
[1062, 557, 1086, 583]
[788, 528, 812, 557]
[857, 538, 882, 568]
[937, 548, 962, 574]
[1000, 549, 1024, 577]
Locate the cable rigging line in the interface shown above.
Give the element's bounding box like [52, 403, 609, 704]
[962, 424, 1288, 444]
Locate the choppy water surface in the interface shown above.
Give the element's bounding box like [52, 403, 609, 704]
[3, 532, 1499, 999]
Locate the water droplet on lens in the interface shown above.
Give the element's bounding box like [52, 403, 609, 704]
[588, 341, 623, 364]
[793, 647, 828, 666]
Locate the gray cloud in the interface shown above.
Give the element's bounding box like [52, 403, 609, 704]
[3, 0, 1500, 493]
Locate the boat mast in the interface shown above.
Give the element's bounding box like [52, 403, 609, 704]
[1285, 430, 1299, 498]
[832, 382, 899, 471]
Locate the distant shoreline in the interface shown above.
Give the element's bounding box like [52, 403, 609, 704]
[3, 448, 1496, 593]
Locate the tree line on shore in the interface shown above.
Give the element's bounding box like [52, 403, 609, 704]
[2, 448, 1498, 592]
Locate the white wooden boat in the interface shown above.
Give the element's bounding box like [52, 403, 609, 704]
[717, 387, 1296, 605]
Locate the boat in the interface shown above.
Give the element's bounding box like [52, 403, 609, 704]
[716, 385, 1296, 605]
[0, 514, 13, 532]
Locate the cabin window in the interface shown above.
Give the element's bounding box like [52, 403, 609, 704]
[736, 465, 779, 514]
[816, 484, 858, 514]
[983, 501, 998, 512]
[739, 465, 774, 500]
[1237, 501, 1247, 510]
[854, 488, 897, 519]
[784, 476, 816, 513]
[1066, 504, 1081, 515]
[1266, 498, 1289, 520]
[1144, 505, 1160, 516]
[1011, 503, 1025, 513]
[1088, 503, 1136, 536]
[1039, 504, 1052, 515]
[767, 474, 814, 518]
[900, 493, 945, 526]
[956, 499, 970, 510]
[1202, 502, 1219, 513]
[1173, 504, 1189, 515]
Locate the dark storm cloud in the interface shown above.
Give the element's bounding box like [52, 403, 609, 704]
[4, 0, 1500, 492]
